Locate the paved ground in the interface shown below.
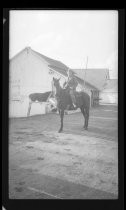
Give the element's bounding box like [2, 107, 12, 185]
[9, 105, 118, 199]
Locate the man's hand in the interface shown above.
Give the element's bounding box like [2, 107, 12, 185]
[63, 81, 67, 88]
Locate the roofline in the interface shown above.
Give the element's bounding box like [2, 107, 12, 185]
[50, 67, 98, 90]
[49, 66, 98, 90]
[10, 47, 99, 90]
[49, 66, 67, 79]
[76, 76, 99, 90]
[32, 49, 69, 70]
[10, 47, 28, 61]
[72, 68, 109, 70]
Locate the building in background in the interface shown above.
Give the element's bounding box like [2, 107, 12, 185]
[72, 68, 110, 106]
[99, 79, 118, 105]
[9, 47, 98, 118]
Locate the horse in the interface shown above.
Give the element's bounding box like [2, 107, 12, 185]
[52, 77, 90, 133]
[27, 91, 52, 116]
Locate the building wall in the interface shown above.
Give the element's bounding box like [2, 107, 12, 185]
[9, 49, 53, 98]
[99, 91, 118, 104]
[9, 49, 54, 117]
[9, 49, 67, 117]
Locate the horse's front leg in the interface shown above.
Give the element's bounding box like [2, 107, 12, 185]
[58, 109, 64, 133]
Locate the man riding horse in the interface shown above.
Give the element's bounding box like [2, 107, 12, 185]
[53, 76, 90, 132]
[63, 68, 78, 109]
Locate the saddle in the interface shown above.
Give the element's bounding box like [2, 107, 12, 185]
[74, 91, 83, 98]
[74, 92, 83, 107]
[63, 85, 83, 108]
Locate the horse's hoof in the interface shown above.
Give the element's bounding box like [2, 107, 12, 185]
[83, 126, 88, 130]
[58, 129, 62, 133]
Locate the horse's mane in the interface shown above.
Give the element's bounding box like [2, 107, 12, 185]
[59, 85, 70, 96]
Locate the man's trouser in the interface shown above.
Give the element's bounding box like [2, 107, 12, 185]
[69, 89, 76, 105]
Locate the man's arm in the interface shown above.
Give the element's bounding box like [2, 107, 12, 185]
[73, 77, 78, 86]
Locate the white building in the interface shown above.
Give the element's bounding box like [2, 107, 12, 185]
[99, 79, 118, 105]
[72, 68, 110, 106]
[73, 69, 118, 105]
[9, 47, 98, 118]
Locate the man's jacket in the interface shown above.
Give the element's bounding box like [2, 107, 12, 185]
[67, 76, 78, 89]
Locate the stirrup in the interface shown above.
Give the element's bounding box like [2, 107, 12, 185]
[73, 103, 77, 107]
[73, 103, 77, 109]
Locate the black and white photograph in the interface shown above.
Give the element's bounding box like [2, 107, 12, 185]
[6, 9, 120, 200]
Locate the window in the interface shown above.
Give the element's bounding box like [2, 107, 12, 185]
[49, 69, 54, 74]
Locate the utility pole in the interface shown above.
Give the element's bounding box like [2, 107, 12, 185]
[83, 56, 88, 90]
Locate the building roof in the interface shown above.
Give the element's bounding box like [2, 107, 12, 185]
[102, 79, 118, 92]
[31, 48, 98, 90]
[72, 68, 110, 91]
[10, 47, 98, 90]
[32, 49, 69, 71]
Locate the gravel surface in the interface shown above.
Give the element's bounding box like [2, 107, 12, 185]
[9, 105, 118, 199]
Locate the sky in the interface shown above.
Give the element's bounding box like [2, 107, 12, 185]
[9, 10, 118, 78]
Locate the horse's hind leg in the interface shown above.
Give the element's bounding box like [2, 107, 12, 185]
[85, 108, 89, 130]
[80, 106, 86, 129]
[58, 109, 64, 133]
[27, 100, 32, 117]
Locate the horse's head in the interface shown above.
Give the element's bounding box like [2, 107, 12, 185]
[53, 77, 61, 88]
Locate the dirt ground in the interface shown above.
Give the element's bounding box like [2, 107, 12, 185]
[9, 105, 118, 199]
